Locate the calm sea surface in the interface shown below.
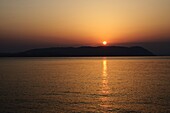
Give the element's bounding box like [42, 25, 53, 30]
[0, 57, 170, 113]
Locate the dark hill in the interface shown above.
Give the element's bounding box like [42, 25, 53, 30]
[1, 46, 154, 57]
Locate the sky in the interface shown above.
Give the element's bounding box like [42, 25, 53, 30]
[0, 0, 170, 54]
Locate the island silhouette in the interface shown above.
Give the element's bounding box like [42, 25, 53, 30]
[0, 46, 154, 57]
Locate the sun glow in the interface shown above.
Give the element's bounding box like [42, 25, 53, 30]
[103, 41, 107, 46]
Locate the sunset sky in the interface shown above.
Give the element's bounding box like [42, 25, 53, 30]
[0, 0, 170, 54]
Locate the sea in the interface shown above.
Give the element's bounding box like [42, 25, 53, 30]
[0, 57, 170, 113]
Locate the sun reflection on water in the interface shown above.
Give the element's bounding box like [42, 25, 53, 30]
[103, 60, 107, 77]
[102, 59, 109, 94]
[99, 58, 112, 110]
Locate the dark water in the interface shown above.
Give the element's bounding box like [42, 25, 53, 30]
[0, 57, 170, 113]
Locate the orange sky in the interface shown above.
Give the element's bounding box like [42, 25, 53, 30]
[0, 0, 170, 47]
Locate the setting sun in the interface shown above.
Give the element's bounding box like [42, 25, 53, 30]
[103, 41, 107, 46]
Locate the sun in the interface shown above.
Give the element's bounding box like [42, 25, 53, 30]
[103, 41, 107, 46]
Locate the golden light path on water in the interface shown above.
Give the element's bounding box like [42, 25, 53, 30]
[100, 58, 112, 111]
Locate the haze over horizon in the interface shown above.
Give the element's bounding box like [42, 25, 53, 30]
[0, 0, 170, 55]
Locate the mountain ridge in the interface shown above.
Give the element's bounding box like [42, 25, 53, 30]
[0, 46, 154, 57]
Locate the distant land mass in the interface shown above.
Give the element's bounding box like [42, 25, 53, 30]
[0, 46, 154, 57]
